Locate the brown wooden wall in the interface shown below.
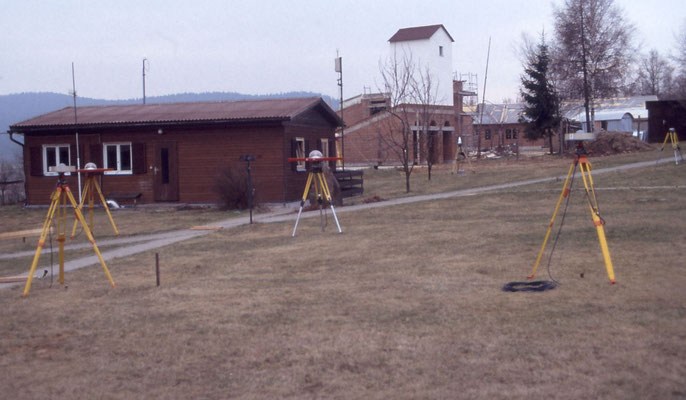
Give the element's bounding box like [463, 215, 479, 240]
[23, 119, 337, 205]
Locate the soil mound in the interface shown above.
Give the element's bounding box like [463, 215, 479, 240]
[575, 132, 653, 156]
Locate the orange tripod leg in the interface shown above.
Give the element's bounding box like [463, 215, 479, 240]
[579, 161, 616, 284]
[528, 160, 576, 280]
[23, 189, 62, 296]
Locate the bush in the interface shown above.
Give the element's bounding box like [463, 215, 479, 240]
[213, 165, 255, 210]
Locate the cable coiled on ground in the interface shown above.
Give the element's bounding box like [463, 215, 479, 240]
[502, 280, 557, 292]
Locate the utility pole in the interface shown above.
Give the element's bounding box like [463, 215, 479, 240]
[335, 53, 344, 170]
[71, 62, 82, 202]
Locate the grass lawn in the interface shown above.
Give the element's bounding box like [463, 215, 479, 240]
[1, 152, 685, 398]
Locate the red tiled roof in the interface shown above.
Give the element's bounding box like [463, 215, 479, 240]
[388, 24, 454, 43]
[11, 97, 341, 129]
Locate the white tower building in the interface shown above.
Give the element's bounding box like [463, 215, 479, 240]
[388, 24, 454, 106]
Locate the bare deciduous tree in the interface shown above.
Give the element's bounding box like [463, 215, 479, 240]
[0, 156, 24, 205]
[671, 19, 686, 98]
[377, 52, 443, 191]
[636, 49, 674, 96]
[410, 65, 441, 181]
[553, 0, 635, 131]
[378, 52, 416, 193]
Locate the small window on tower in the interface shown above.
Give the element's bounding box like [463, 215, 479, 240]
[439, 46, 444, 57]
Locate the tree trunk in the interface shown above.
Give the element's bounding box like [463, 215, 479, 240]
[405, 169, 411, 193]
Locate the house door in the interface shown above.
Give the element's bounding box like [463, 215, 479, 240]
[153, 141, 179, 202]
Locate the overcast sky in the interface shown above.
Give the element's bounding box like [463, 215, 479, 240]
[1, 0, 684, 103]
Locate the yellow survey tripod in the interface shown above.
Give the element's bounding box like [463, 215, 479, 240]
[71, 166, 120, 238]
[656, 128, 683, 166]
[528, 142, 616, 284]
[23, 166, 115, 296]
[291, 153, 342, 237]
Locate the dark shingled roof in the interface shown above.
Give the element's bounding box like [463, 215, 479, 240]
[10, 97, 342, 130]
[388, 24, 454, 43]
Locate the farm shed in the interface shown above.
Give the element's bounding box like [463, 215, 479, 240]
[10, 97, 342, 205]
[645, 99, 686, 143]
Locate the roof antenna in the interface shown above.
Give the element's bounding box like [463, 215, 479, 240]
[142, 58, 149, 104]
[71, 62, 83, 202]
[477, 37, 491, 160]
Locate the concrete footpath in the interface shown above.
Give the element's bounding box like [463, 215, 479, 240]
[1, 158, 678, 290]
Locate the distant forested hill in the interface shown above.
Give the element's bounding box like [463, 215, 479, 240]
[0, 91, 338, 160]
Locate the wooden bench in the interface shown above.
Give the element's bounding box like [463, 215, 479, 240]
[106, 192, 142, 207]
[334, 170, 364, 198]
[0, 228, 50, 241]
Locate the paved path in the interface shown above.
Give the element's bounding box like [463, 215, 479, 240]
[1, 158, 678, 290]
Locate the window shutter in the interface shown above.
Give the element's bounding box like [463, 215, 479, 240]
[69, 144, 84, 167]
[291, 138, 298, 172]
[89, 144, 103, 168]
[29, 146, 43, 176]
[304, 139, 311, 171]
[132, 143, 146, 174]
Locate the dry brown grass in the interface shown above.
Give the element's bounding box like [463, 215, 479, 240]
[0, 205, 239, 276]
[353, 147, 659, 203]
[1, 155, 685, 399]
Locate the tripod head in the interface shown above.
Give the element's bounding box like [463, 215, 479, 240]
[287, 151, 341, 173]
[49, 164, 76, 186]
[564, 132, 596, 159]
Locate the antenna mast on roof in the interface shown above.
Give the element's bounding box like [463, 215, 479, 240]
[71, 62, 82, 202]
[142, 58, 149, 104]
[335, 50, 344, 170]
[477, 37, 491, 160]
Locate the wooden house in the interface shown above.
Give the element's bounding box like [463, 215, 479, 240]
[10, 97, 342, 205]
[645, 99, 686, 143]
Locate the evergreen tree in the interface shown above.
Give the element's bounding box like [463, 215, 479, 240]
[520, 34, 560, 154]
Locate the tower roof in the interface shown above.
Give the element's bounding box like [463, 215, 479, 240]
[388, 24, 454, 43]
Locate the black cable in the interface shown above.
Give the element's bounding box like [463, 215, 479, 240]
[543, 162, 577, 284]
[502, 280, 557, 292]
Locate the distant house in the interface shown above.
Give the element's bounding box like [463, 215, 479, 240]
[339, 25, 470, 166]
[10, 97, 342, 205]
[340, 81, 476, 167]
[563, 95, 657, 137]
[468, 103, 531, 149]
[468, 95, 659, 151]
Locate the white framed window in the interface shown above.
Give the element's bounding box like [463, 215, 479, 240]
[320, 138, 329, 158]
[43, 144, 71, 176]
[103, 142, 133, 175]
[295, 137, 306, 171]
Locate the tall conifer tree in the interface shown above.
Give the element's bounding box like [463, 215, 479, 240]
[521, 34, 560, 154]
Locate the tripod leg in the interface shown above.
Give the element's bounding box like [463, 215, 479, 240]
[58, 190, 67, 284]
[313, 174, 326, 232]
[71, 179, 90, 237]
[657, 133, 670, 166]
[292, 173, 314, 237]
[93, 178, 120, 236]
[23, 190, 61, 296]
[65, 188, 116, 288]
[529, 161, 576, 279]
[88, 185, 95, 234]
[579, 163, 616, 284]
[318, 172, 342, 234]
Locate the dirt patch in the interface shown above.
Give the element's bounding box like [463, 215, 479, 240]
[362, 195, 385, 203]
[576, 132, 654, 156]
